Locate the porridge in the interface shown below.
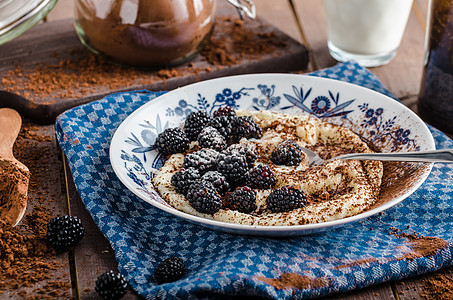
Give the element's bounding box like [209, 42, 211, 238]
[152, 107, 383, 226]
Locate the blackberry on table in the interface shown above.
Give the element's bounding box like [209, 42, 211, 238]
[187, 181, 222, 214]
[271, 139, 303, 166]
[245, 164, 277, 189]
[184, 110, 211, 141]
[208, 116, 234, 140]
[153, 256, 186, 284]
[266, 186, 306, 213]
[183, 148, 219, 174]
[216, 151, 249, 185]
[226, 186, 257, 213]
[197, 126, 227, 152]
[213, 106, 237, 118]
[231, 116, 262, 142]
[154, 127, 189, 156]
[201, 171, 230, 194]
[224, 143, 257, 168]
[171, 167, 201, 195]
[95, 270, 128, 300]
[46, 215, 85, 250]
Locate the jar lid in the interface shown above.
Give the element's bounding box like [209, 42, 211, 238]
[0, 0, 57, 45]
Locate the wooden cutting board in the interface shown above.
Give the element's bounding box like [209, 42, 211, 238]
[0, 1, 308, 124]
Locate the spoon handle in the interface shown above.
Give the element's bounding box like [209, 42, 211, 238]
[0, 108, 22, 160]
[333, 149, 453, 163]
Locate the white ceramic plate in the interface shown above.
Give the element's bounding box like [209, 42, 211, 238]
[110, 74, 434, 236]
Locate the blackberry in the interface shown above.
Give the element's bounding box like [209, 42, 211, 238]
[47, 215, 85, 250]
[153, 256, 186, 284]
[245, 164, 277, 189]
[224, 143, 257, 168]
[226, 186, 257, 213]
[231, 116, 262, 142]
[271, 139, 303, 166]
[266, 186, 306, 213]
[154, 127, 189, 156]
[216, 151, 249, 184]
[95, 270, 128, 300]
[213, 106, 236, 118]
[197, 126, 227, 152]
[207, 116, 234, 140]
[171, 168, 201, 195]
[201, 171, 230, 194]
[183, 148, 219, 174]
[184, 110, 211, 140]
[186, 181, 222, 214]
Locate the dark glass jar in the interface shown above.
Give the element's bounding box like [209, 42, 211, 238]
[74, 0, 217, 68]
[418, 0, 453, 134]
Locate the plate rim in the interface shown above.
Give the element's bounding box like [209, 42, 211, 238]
[109, 73, 435, 235]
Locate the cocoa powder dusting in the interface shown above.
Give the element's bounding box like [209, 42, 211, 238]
[258, 272, 327, 290]
[0, 17, 286, 104]
[420, 273, 453, 300]
[369, 161, 430, 211]
[333, 229, 449, 271]
[0, 122, 71, 298]
[391, 229, 450, 260]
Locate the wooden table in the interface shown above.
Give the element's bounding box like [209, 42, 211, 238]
[2, 0, 451, 299]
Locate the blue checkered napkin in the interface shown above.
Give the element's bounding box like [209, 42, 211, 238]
[56, 62, 453, 299]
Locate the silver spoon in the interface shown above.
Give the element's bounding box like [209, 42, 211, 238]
[299, 146, 453, 166]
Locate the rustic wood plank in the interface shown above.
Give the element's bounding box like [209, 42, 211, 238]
[396, 267, 453, 300]
[63, 157, 140, 299]
[321, 282, 396, 300]
[0, 0, 308, 125]
[1, 124, 73, 299]
[50, 1, 449, 299]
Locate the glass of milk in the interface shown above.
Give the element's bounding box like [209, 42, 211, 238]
[323, 0, 413, 67]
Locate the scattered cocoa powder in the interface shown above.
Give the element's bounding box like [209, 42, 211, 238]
[327, 228, 450, 274]
[0, 122, 71, 299]
[392, 230, 450, 260]
[0, 213, 69, 299]
[0, 16, 287, 104]
[258, 272, 328, 290]
[201, 17, 284, 66]
[420, 273, 453, 300]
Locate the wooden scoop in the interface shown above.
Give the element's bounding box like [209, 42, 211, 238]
[0, 108, 29, 227]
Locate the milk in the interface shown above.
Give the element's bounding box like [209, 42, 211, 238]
[324, 0, 413, 65]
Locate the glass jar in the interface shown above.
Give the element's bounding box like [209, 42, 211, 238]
[0, 0, 58, 45]
[417, 0, 453, 134]
[74, 0, 217, 68]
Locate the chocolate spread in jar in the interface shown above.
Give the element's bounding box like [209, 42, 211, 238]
[74, 0, 216, 67]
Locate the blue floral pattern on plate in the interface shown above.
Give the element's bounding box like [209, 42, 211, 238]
[110, 74, 434, 236]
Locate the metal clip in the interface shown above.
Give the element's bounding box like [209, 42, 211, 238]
[226, 0, 256, 19]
